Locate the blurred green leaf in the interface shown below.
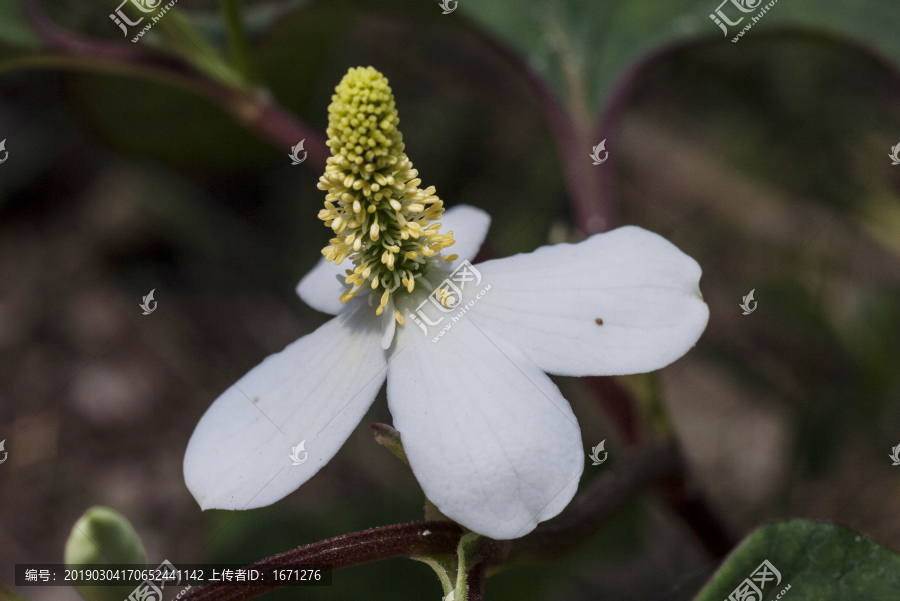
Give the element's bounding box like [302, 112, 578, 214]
[190, 0, 315, 41]
[693, 520, 900, 601]
[0, 0, 40, 49]
[462, 0, 900, 124]
[64, 506, 146, 601]
[0, 581, 29, 601]
[154, 9, 250, 90]
[68, 72, 274, 168]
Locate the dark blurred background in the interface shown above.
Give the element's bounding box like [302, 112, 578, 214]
[2, 0, 900, 600]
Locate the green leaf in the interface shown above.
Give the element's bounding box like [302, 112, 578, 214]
[462, 0, 900, 125]
[0, 0, 40, 49]
[694, 519, 900, 601]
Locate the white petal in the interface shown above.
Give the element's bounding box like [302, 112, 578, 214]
[437, 205, 491, 269]
[295, 257, 352, 315]
[469, 226, 709, 376]
[387, 318, 583, 540]
[184, 305, 386, 510]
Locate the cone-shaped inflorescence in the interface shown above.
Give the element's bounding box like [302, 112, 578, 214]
[317, 67, 456, 318]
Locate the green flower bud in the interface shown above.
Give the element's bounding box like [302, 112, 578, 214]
[64, 507, 146, 601]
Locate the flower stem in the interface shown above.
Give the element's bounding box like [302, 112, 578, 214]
[178, 444, 721, 601]
[216, 0, 255, 82]
[180, 522, 465, 601]
[413, 556, 455, 597]
[452, 533, 481, 601]
[465, 562, 487, 601]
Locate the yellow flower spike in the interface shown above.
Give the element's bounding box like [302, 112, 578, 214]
[442, 254, 459, 262]
[317, 66, 457, 314]
[394, 310, 405, 325]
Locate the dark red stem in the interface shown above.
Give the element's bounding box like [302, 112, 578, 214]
[656, 459, 735, 560]
[180, 521, 463, 601]
[454, 13, 612, 235]
[585, 376, 641, 447]
[466, 562, 487, 601]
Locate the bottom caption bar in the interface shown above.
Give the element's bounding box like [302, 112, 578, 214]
[16, 561, 332, 587]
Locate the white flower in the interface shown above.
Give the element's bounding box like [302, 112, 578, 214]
[183, 205, 708, 540]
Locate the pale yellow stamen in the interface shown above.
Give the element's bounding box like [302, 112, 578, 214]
[436, 288, 455, 308]
[316, 66, 458, 318]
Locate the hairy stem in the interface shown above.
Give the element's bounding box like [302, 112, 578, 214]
[465, 562, 487, 601]
[180, 522, 464, 601]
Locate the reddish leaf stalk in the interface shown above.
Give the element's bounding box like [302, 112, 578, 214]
[585, 376, 641, 447]
[180, 521, 464, 601]
[455, 13, 612, 235]
[24, 0, 329, 168]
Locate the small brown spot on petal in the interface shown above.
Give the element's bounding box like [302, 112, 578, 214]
[253, 396, 260, 403]
[595, 318, 604, 326]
